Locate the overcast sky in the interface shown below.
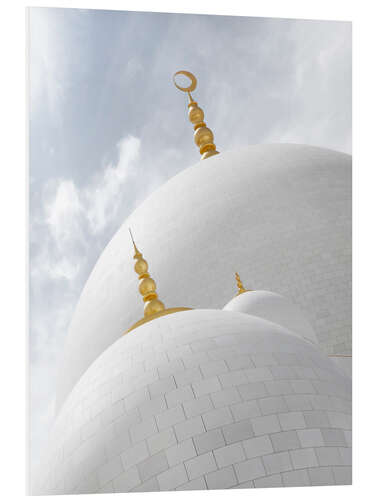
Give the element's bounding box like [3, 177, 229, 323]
[28, 7, 351, 474]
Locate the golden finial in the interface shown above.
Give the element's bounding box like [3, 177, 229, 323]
[235, 272, 250, 295]
[129, 228, 142, 259]
[126, 229, 192, 333]
[173, 70, 219, 160]
[129, 228, 165, 318]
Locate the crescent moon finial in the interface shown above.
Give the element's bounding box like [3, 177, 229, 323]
[173, 70, 219, 160]
[173, 70, 197, 93]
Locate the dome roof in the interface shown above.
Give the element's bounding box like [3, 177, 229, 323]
[34, 309, 351, 494]
[56, 144, 351, 412]
[223, 290, 318, 345]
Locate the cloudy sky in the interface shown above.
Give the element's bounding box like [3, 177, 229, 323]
[28, 7, 351, 473]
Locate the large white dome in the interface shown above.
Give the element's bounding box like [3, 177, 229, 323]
[56, 144, 351, 412]
[34, 309, 351, 494]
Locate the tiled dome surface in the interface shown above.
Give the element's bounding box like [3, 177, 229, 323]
[56, 144, 352, 411]
[34, 309, 351, 494]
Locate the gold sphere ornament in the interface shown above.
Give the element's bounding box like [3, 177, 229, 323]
[194, 126, 214, 148]
[188, 106, 204, 124]
[138, 277, 156, 297]
[173, 70, 219, 160]
[134, 258, 148, 276]
[126, 228, 192, 334]
[144, 298, 165, 317]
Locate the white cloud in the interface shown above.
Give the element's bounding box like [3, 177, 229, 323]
[29, 9, 67, 116]
[46, 179, 83, 243]
[84, 135, 141, 233]
[34, 133, 141, 342]
[29, 8, 91, 118]
[124, 57, 144, 81]
[30, 134, 142, 471]
[40, 135, 140, 280]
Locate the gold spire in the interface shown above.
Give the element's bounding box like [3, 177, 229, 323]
[173, 70, 219, 160]
[126, 229, 191, 333]
[235, 272, 251, 295]
[129, 228, 166, 317]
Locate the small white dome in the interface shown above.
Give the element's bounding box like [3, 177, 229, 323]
[223, 290, 318, 345]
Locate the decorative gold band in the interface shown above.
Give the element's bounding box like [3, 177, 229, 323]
[125, 307, 192, 334]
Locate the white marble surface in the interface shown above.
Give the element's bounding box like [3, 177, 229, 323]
[56, 143, 352, 412]
[34, 309, 351, 494]
[224, 290, 318, 344]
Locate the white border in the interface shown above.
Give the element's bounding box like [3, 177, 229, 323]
[1, 1, 373, 498]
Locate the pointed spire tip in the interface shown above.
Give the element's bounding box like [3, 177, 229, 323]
[129, 227, 141, 257]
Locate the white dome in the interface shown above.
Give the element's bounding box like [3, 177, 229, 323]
[223, 291, 318, 345]
[34, 309, 351, 494]
[56, 144, 351, 412]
